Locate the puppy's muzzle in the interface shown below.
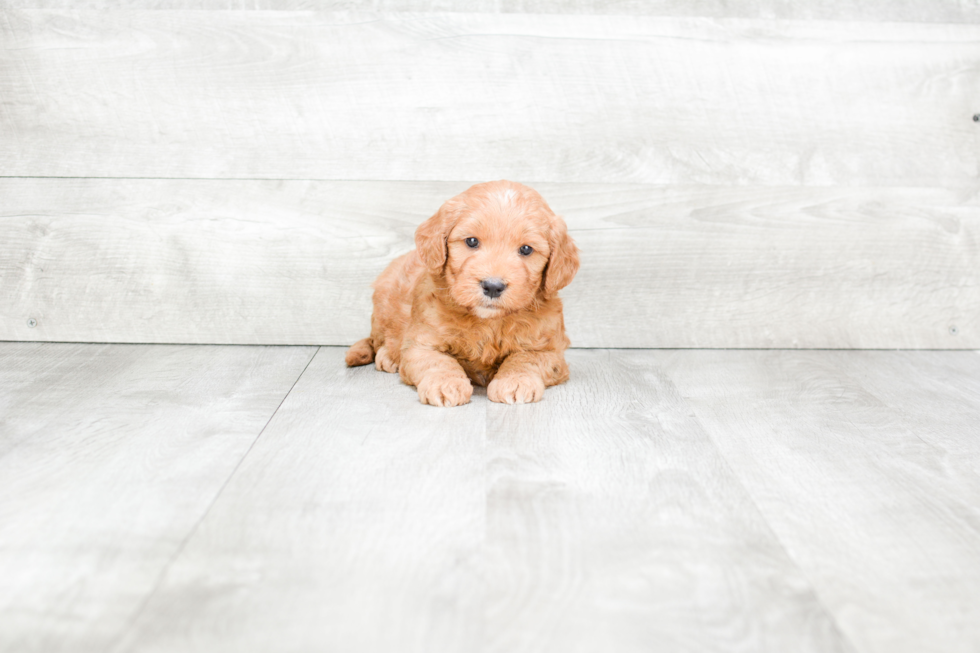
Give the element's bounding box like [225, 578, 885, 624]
[480, 277, 507, 299]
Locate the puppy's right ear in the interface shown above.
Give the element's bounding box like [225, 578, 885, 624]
[415, 200, 458, 270]
[543, 214, 580, 295]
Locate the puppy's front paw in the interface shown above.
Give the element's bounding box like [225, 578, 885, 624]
[375, 345, 399, 373]
[417, 374, 473, 407]
[488, 374, 545, 404]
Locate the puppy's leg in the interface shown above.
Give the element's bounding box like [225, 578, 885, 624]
[375, 344, 399, 373]
[488, 350, 569, 404]
[400, 347, 473, 407]
[345, 337, 375, 367]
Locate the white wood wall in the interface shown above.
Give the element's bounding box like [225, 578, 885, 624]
[2, 5, 978, 347]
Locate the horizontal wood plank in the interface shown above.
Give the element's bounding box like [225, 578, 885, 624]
[0, 343, 316, 653]
[2, 178, 977, 348]
[2, 10, 978, 185]
[4, 1, 979, 23]
[656, 349, 980, 653]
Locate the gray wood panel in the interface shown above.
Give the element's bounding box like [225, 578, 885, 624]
[2, 178, 977, 348]
[655, 349, 980, 653]
[114, 347, 853, 653]
[2, 10, 978, 185]
[483, 349, 852, 653]
[5, 1, 979, 23]
[112, 346, 488, 653]
[0, 342, 316, 653]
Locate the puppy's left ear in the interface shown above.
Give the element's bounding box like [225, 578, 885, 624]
[415, 199, 460, 271]
[543, 215, 580, 295]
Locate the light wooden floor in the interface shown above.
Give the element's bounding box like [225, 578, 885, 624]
[1, 344, 978, 653]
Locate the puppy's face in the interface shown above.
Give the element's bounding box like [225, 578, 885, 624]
[445, 198, 551, 318]
[416, 181, 579, 318]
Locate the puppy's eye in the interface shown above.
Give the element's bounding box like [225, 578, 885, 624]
[519, 245, 533, 256]
[465, 237, 479, 248]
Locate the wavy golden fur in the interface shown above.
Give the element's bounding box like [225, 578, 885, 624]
[345, 180, 580, 407]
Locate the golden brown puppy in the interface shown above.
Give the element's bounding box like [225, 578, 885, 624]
[345, 180, 580, 407]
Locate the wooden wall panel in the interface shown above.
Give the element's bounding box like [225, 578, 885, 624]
[4, 1, 980, 23]
[3, 8, 977, 347]
[2, 10, 978, 186]
[2, 178, 976, 348]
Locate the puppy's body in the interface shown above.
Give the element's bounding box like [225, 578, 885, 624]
[351, 252, 569, 386]
[346, 181, 579, 407]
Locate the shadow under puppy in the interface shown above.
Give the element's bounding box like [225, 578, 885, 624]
[346, 180, 580, 407]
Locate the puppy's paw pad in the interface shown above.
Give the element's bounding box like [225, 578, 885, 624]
[375, 346, 399, 373]
[418, 375, 473, 407]
[488, 375, 545, 404]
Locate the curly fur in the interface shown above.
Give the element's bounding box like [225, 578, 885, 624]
[345, 180, 580, 407]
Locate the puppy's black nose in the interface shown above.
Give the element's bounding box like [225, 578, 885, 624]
[481, 278, 507, 298]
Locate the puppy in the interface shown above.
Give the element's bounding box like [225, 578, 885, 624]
[345, 180, 580, 407]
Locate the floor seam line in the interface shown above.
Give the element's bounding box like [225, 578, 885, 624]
[661, 368, 863, 653]
[107, 345, 321, 651]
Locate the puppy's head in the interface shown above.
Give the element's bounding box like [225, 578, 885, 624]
[416, 180, 579, 318]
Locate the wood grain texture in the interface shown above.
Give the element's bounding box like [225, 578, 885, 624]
[825, 351, 980, 462]
[2, 178, 977, 348]
[111, 347, 854, 653]
[4, 1, 980, 23]
[4, 344, 980, 651]
[655, 349, 980, 653]
[0, 343, 316, 653]
[2, 10, 978, 185]
[483, 349, 852, 653]
[112, 346, 487, 653]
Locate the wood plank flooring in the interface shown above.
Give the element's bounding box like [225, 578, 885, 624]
[1, 344, 978, 652]
[0, 343, 317, 653]
[482, 350, 849, 653]
[113, 346, 488, 653]
[654, 350, 980, 653]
